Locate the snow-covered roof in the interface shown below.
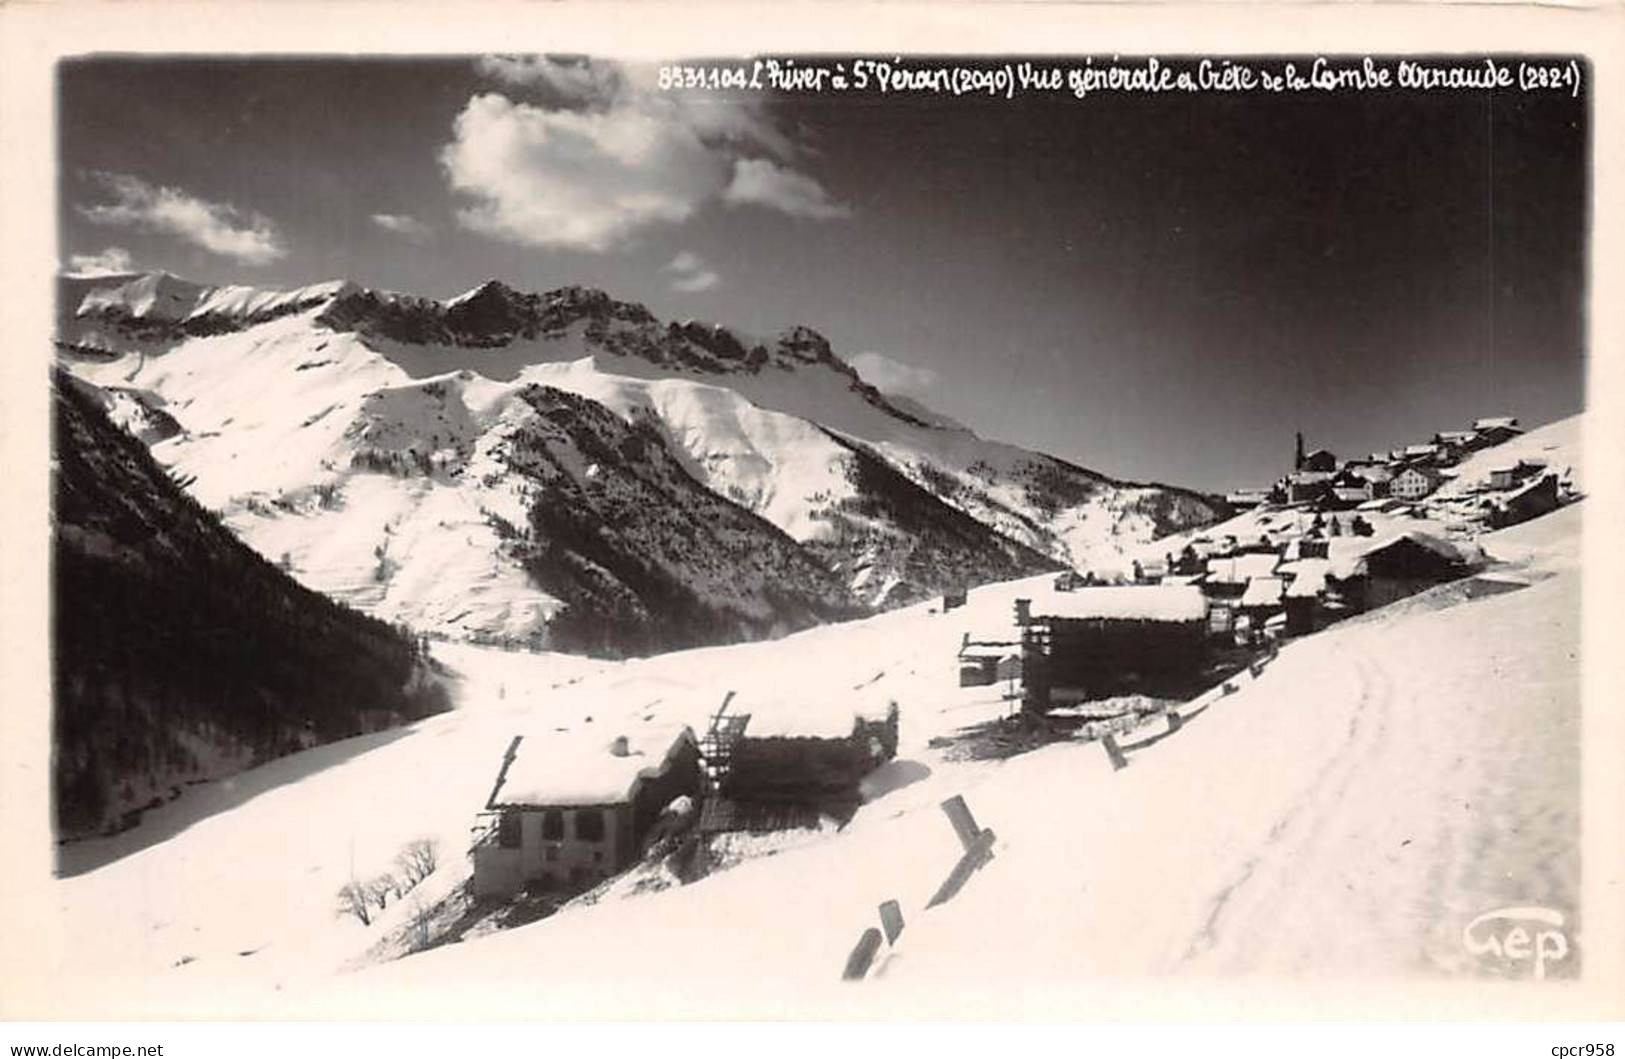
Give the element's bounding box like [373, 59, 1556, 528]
[1499, 473, 1555, 504]
[733, 688, 898, 739]
[490, 723, 696, 808]
[1474, 416, 1520, 431]
[1279, 558, 1331, 598]
[1034, 585, 1207, 623]
[958, 644, 1017, 661]
[1240, 576, 1285, 607]
[1205, 553, 1280, 584]
[1327, 530, 1466, 580]
[962, 626, 1019, 648]
[1402, 444, 1440, 457]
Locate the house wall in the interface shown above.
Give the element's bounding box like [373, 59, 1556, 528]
[723, 730, 891, 805]
[1043, 617, 1207, 690]
[1334, 542, 1465, 613]
[1491, 476, 1559, 529]
[1391, 471, 1438, 500]
[1285, 596, 1317, 636]
[471, 841, 524, 899]
[472, 803, 633, 898]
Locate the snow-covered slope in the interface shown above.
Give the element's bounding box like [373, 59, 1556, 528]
[1434, 414, 1584, 498]
[28, 499, 1584, 1017]
[55, 271, 1224, 645]
[51, 371, 446, 840]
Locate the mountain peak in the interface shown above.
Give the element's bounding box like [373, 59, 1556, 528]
[448, 278, 523, 305]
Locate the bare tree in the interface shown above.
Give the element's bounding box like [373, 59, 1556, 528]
[365, 872, 398, 912]
[396, 838, 439, 887]
[336, 880, 372, 926]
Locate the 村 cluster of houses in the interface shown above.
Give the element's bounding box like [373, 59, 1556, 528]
[1225, 417, 1546, 516]
[956, 415, 1580, 713]
[958, 523, 1479, 708]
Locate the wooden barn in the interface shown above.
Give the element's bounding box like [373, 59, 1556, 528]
[1018, 585, 1209, 710]
[701, 692, 900, 826]
[1488, 473, 1559, 529]
[1329, 532, 1472, 613]
[1279, 557, 1332, 636]
[471, 725, 705, 898]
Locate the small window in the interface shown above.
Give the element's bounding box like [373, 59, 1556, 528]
[497, 810, 521, 849]
[593, 850, 604, 864]
[574, 808, 606, 842]
[541, 809, 565, 840]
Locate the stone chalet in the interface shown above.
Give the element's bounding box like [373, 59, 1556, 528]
[472, 725, 704, 898]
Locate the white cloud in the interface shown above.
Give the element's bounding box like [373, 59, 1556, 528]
[77, 172, 284, 265]
[723, 158, 850, 220]
[441, 92, 729, 252]
[849, 352, 941, 396]
[65, 246, 135, 276]
[371, 213, 433, 241]
[443, 58, 848, 250]
[474, 55, 624, 106]
[665, 250, 720, 293]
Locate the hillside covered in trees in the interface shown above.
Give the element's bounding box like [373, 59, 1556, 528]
[52, 371, 448, 841]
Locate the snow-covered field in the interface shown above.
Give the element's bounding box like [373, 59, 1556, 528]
[14, 499, 1597, 1018]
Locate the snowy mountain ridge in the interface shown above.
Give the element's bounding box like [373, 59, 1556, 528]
[56, 269, 1228, 650]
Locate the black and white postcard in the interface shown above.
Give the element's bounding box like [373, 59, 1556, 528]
[1, 1, 1621, 1037]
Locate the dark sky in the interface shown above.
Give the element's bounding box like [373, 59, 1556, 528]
[58, 55, 1587, 491]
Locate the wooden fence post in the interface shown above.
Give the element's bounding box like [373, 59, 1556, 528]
[926, 796, 998, 909]
[941, 795, 981, 849]
[1166, 711, 1183, 734]
[843, 927, 884, 980]
[879, 900, 905, 945]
